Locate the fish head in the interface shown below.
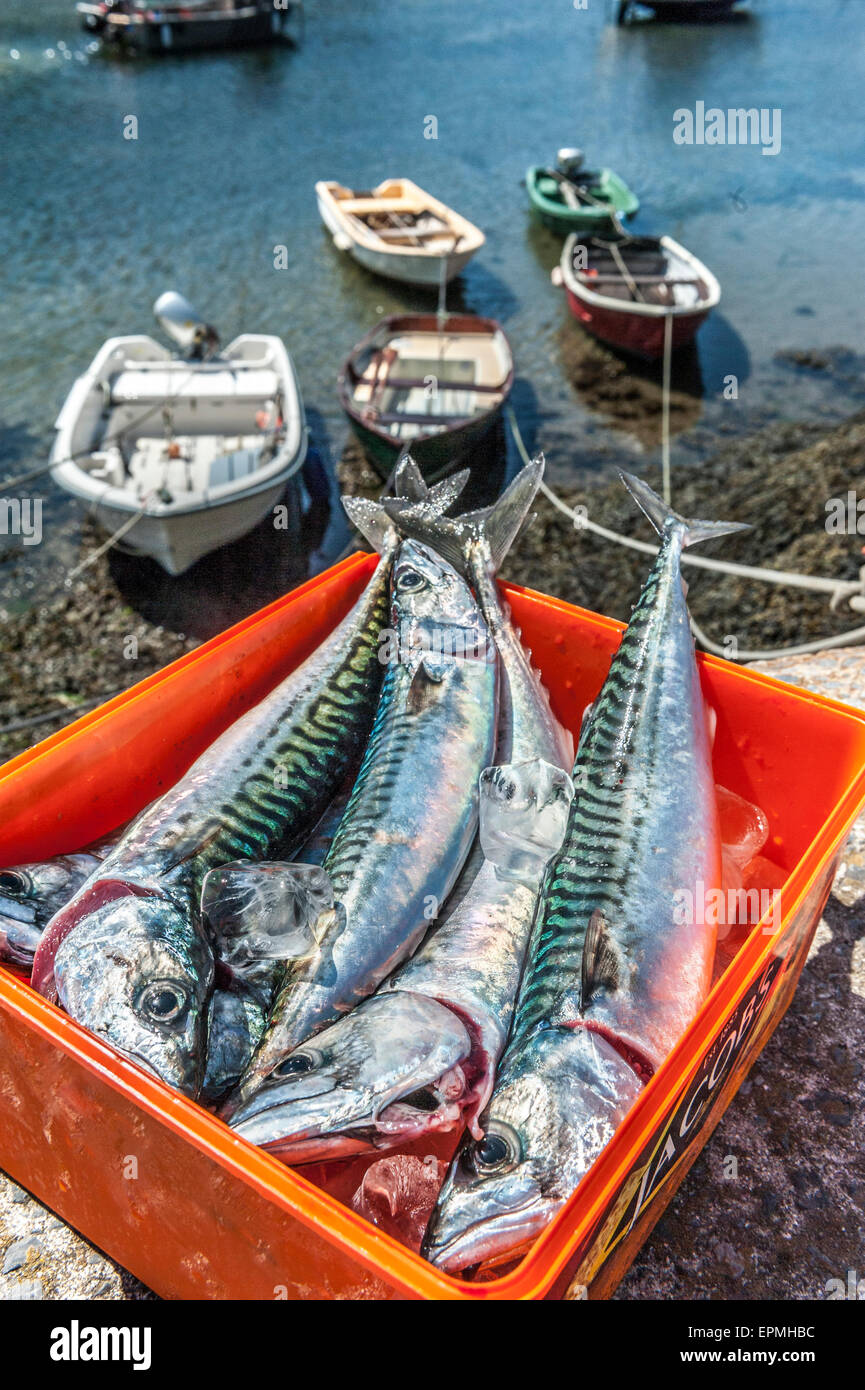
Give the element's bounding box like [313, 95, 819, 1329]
[227, 991, 473, 1159]
[0, 857, 94, 969]
[52, 884, 213, 1097]
[423, 1025, 643, 1274]
[392, 540, 488, 661]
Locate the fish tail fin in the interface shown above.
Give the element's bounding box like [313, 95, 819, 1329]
[619, 471, 750, 549]
[385, 455, 545, 576]
[342, 456, 471, 554]
[482, 456, 546, 571]
[341, 496, 396, 554]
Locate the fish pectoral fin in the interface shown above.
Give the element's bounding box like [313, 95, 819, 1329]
[160, 821, 224, 875]
[580, 909, 621, 1009]
[201, 861, 335, 965]
[406, 657, 448, 715]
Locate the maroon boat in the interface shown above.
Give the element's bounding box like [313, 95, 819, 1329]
[552, 232, 720, 360]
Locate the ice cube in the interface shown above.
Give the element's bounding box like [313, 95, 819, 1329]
[716, 785, 769, 869]
[351, 1155, 447, 1252]
[479, 758, 574, 883]
[201, 862, 333, 964]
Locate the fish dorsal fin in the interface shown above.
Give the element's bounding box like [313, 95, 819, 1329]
[619, 471, 750, 549]
[406, 656, 448, 715]
[580, 909, 620, 1009]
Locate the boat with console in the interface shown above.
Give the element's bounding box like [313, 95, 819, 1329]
[51, 293, 307, 575]
[76, 0, 299, 52]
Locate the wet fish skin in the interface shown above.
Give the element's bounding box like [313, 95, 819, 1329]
[424, 475, 747, 1273]
[227, 539, 499, 1126]
[34, 544, 396, 1097]
[384, 454, 573, 770]
[0, 844, 114, 970]
[227, 459, 573, 1157]
[227, 762, 573, 1157]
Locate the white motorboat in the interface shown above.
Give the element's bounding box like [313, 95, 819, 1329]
[315, 178, 485, 288]
[51, 293, 307, 575]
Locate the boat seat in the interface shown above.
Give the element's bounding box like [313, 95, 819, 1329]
[87, 445, 125, 486]
[110, 367, 280, 405]
[126, 434, 263, 496]
[208, 440, 263, 487]
[339, 198, 422, 216]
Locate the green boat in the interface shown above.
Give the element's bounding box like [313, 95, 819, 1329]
[526, 149, 639, 235]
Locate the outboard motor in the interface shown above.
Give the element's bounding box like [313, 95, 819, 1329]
[556, 148, 586, 180]
[153, 291, 219, 360]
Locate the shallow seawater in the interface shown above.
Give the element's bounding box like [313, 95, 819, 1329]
[0, 0, 863, 613]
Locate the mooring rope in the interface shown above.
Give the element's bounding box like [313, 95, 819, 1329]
[504, 405, 865, 660]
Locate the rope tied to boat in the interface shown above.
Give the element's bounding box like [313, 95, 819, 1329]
[504, 404, 865, 661]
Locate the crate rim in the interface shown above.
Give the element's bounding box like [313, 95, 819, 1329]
[1, 554, 863, 1300]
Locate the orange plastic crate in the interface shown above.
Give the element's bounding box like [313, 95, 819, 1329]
[0, 552, 863, 1300]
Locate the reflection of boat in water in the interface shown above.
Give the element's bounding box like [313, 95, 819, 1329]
[616, 0, 744, 21]
[51, 293, 307, 576]
[316, 179, 484, 288]
[526, 149, 638, 235]
[553, 232, 720, 360]
[77, 1, 300, 52]
[338, 314, 514, 482]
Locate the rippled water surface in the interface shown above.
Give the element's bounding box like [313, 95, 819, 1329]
[1, 0, 863, 604]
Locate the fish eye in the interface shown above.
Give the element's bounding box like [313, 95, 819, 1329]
[397, 567, 425, 592]
[271, 1050, 319, 1079]
[137, 980, 188, 1025]
[0, 870, 31, 898]
[464, 1123, 520, 1175]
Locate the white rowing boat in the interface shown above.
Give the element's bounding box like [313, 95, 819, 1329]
[51, 294, 307, 576]
[315, 178, 485, 288]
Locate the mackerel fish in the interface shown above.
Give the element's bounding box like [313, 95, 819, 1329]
[424, 473, 748, 1273]
[31, 532, 403, 1098]
[226, 459, 574, 1156]
[226, 537, 500, 1135]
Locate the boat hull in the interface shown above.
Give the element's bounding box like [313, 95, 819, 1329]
[346, 404, 504, 483]
[526, 167, 639, 235]
[337, 238, 477, 287]
[77, 4, 294, 52]
[86, 479, 292, 576]
[621, 0, 741, 18]
[315, 183, 482, 288]
[563, 285, 709, 358]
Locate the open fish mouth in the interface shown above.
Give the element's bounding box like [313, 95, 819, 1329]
[423, 1194, 554, 1274]
[229, 1072, 468, 1157]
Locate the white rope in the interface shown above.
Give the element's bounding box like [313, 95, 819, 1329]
[65, 502, 150, 584]
[661, 311, 673, 505]
[504, 405, 865, 660]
